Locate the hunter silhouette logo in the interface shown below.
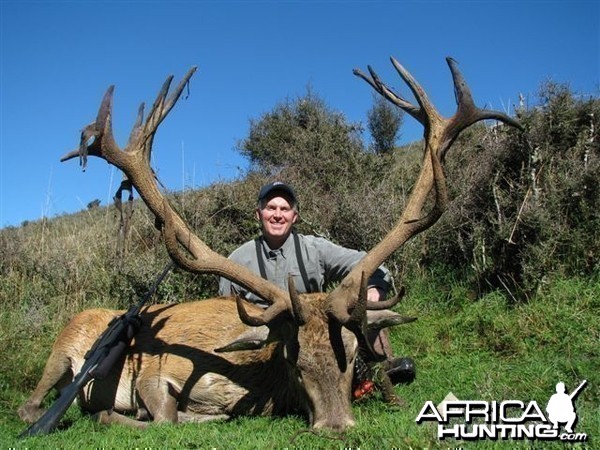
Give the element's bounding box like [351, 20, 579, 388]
[546, 380, 586, 434]
[416, 380, 589, 442]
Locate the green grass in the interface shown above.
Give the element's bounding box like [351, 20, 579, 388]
[1, 276, 598, 449]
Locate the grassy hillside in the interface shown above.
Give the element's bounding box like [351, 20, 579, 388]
[2, 276, 598, 448]
[1, 82, 598, 447]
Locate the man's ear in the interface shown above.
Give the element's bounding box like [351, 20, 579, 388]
[255, 208, 261, 221]
[292, 211, 298, 224]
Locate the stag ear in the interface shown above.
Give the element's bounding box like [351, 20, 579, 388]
[366, 310, 416, 332]
[214, 326, 276, 353]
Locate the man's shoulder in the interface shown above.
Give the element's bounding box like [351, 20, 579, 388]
[293, 233, 322, 248]
[229, 239, 259, 260]
[296, 233, 347, 251]
[295, 233, 344, 257]
[295, 233, 330, 245]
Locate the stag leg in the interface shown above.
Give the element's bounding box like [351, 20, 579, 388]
[369, 329, 394, 360]
[177, 412, 230, 423]
[18, 353, 74, 423]
[93, 409, 149, 429]
[378, 371, 404, 406]
[93, 409, 229, 428]
[136, 375, 179, 423]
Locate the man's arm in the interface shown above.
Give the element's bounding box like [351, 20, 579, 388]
[308, 236, 392, 294]
[218, 240, 273, 307]
[367, 286, 386, 302]
[218, 240, 256, 297]
[218, 276, 235, 296]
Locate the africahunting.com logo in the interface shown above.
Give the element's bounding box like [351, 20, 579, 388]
[416, 380, 588, 442]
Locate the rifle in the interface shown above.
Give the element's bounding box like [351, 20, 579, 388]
[19, 262, 174, 438]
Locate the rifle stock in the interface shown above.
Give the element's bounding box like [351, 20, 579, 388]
[19, 262, 173, 438]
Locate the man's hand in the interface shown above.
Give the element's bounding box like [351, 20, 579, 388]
[367, 287, 385, 303]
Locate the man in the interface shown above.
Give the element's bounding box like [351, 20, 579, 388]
[219, 181, 415, 385]
[546, 382, 581, 433]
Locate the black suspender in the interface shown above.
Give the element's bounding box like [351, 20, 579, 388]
[254, 232, 317, 293]
[293, 231, 317, 292]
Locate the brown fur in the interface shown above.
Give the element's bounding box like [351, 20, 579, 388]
[19, 294, 403, 431]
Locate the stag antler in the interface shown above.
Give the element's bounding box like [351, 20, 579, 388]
[326, 57, 523, 326]
[61, 68, 294, 322]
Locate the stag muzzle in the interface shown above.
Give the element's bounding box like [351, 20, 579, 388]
[313, 415, 356, 431]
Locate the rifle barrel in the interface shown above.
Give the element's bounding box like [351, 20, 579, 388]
[569, 379, 587, 399]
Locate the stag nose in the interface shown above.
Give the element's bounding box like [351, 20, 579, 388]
[313, 415, 356, 432]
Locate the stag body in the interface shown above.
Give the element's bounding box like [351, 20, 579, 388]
[20, 296, 398, 430]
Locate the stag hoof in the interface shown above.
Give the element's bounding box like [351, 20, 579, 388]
[92, 409, 113, 425]
[17, 402, 45, 424]
[93, 409, 149, 429]
[384, 393, 406, 406]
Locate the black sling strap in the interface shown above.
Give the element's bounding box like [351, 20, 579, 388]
[255, 231, 317, 293]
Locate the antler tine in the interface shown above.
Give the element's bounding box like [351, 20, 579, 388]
[143, 67, 197, 137]
[137, 67, 197, 162]
[353, 66, 423, 122]
[164, 67, 197, 116]
[235, 295, 291, 327]
[444, 57, 524, 151]
[288, 276, 308, 325]
[60, 84, 125, 167]
[96, 84, 115, 133]
[140, 75, 172, 152]
[127, 103, 145, 147]
[59, 85, 120, 170]
[447, 57, 474, 111]
[366, 286, 406, 310]
[145, 75, 174, 129]
[389, 57, 440, 126]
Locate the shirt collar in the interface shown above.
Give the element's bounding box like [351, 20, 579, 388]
[261, 233, 294, 259]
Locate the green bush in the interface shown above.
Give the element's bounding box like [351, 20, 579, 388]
[419, 84, 599, 298]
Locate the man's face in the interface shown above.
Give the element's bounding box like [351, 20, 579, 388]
[257, 194, 298, 245]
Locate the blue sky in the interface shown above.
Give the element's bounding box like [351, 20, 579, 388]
[1, 0, 598, 228]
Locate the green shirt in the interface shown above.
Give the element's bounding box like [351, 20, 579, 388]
[218, 232, 392, 307]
